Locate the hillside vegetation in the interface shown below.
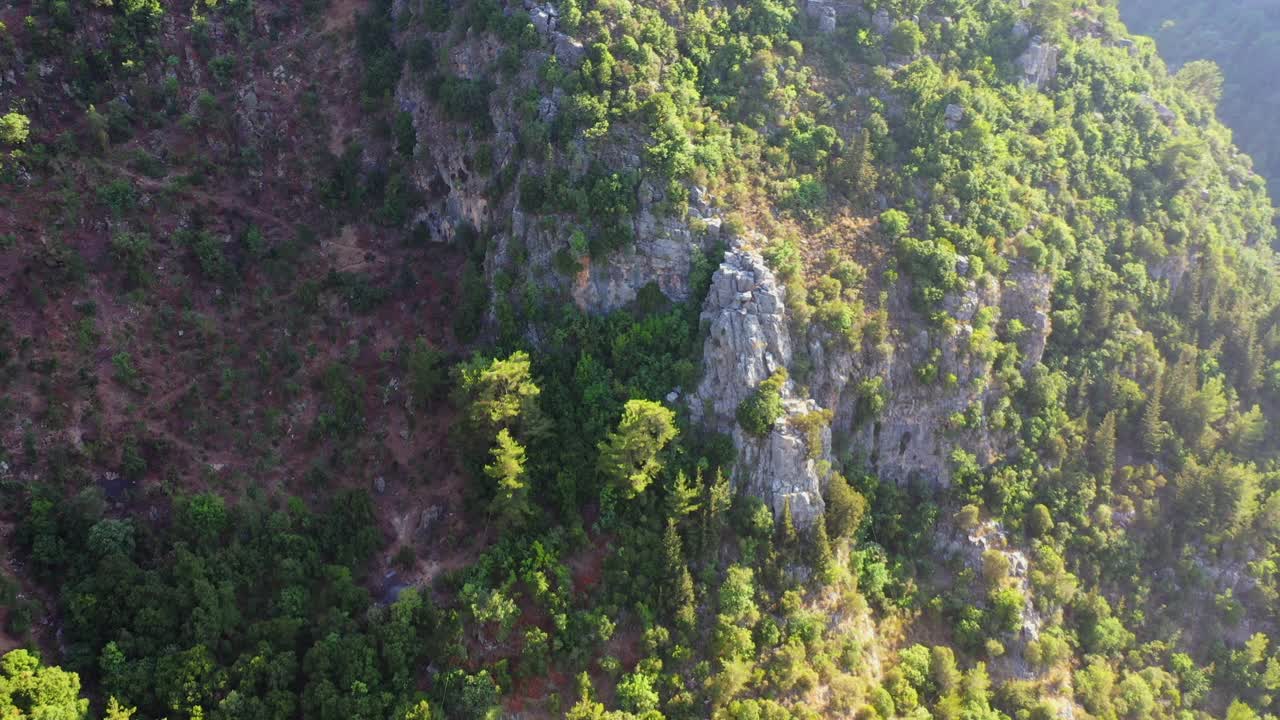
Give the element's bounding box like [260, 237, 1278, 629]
[1121, 0, 1280, 199]
[1, 0, 1280, 718]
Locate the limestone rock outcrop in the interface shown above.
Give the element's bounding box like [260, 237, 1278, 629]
[805, 264, 1053, 488]
[690, 243, 831, 528]
[1019, 36, 1060, 89]
[691, 245, 793, 430]
[734, 398, 832, 530]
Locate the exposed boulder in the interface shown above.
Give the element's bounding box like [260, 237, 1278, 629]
[734, 398, 831, 530]
[871, 8, 893, 34]
[816, 6, 837, 33]
[553, 33, 586, 65]
[1019, 36, 1060, 89]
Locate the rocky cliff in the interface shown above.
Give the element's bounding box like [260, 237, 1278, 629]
[386, 2, 1056, 526]
[690, 244, 832, 528]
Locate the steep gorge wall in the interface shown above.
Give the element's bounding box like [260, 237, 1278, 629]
[387, 3, 1055, 526]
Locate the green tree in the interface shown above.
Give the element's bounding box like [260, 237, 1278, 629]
[0, 112, 29, 145]
[456, 351, 546, 439]
[110, 231, 153, 289]
[406, 338, 446, 409]
[701, 468, 732, 560]
[1141, 372, 1166, 457]
[737, 370, 787, 436]
[665, 470, 701, 521]
[888, 21, 925, 56]
[825, 472, 867, 540]
[485, 429, 533, 529]
[401, 700, 433, 720]
[0, 650, 90, 719]
[777, 496, 799, 556]
[104, 698, 137, 720]
[811, 516, 835, 581]
[1090, 411, 1117, 483]
[661, 520, 697, 630]
[719, 565, 758, 624]
[598, 399, 678, 498]
[1174, 60, 1225, 107]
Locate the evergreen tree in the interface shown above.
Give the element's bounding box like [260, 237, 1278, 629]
[1231, 322, 1265, 397]
[0, 650, 90, 719]
[665, 469, 701, 523]
[485, 429, 532, 529]
[105, 698, 139, 719]
[1141, 372, 1167, 458]
[1090, 410, 1117, 489]
[811, 514, 834, 581]
[661, 520, 697, 631]
[701, 468, 731, 560]
[824, 472, 867, 540]
[455, 350, 547, 440]
[839, 126, 878, 201]
[777, 496, 799, 558]
[598, 400, 678, 498]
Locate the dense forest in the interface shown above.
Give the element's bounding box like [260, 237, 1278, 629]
[2, 0, 1280, 718]
[1120, 0, 1280, 199]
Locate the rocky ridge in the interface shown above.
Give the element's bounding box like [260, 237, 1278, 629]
[387, 0, 1056, 525]
[690, 243, 833, 528]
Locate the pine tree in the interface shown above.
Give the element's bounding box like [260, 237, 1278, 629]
[1239, 325, 1265, 396]
[1091, 410, 1117, 489]
[777, 496, 799, 558]
[455, 350, 546, 438]
[105, 698, 138, 720]
[1142, 372, 1166, 458]
[701, 468, 731, 560]
[486, 429, 532, 529]
[661, 520, 697, 630]
[598, 400, 678, 498]
[824, 472, 867, 540]
[665, 469, 701, 522]
[811, 514, 834, 581]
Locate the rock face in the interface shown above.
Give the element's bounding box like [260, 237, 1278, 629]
[691, 245, 793, 430]
[504, 175, 720, 314]
[1019, 36, 1060, 89]
[573, 205, 713, 313]
[938, 520, 1044, 680]
[803, 264, 1053, 488]
[734, 398, 831, 530]
[690, 244, 830, 528]
[1001, 264, 1053, 371]
[389, 6, 1055, 513]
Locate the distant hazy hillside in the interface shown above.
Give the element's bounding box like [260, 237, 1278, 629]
[1122, 0, 1280, 197]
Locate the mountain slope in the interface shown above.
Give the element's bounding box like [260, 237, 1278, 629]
[1121, 0, 1280, 200]
[2, 0, 1280, 718]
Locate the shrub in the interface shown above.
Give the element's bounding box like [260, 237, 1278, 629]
[888, 21, 924, 56]
[97, 180, 137, 217]
[0, 112, 30, 145]
[737, 369, 788, 436]
[110, 231, 152, 288]
[406, 338, 445, 408]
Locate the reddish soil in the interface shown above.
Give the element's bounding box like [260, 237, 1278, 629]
[0, 0, 483, 625]
[568, 532, 613, 594]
